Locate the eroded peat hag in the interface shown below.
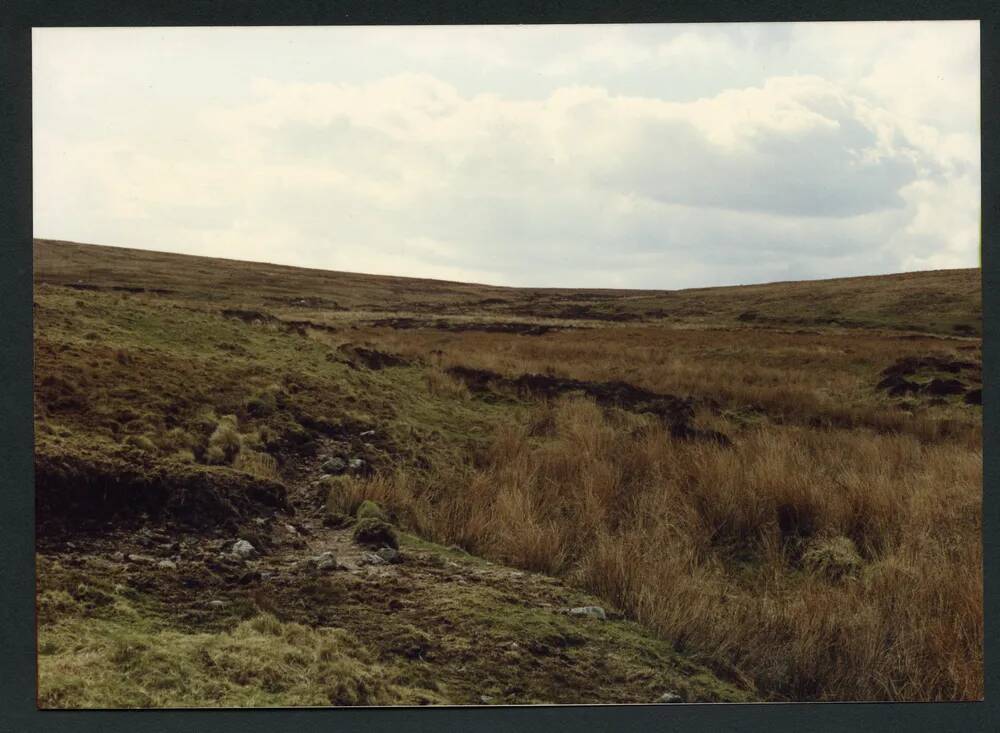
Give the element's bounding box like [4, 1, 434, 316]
[33, 239, 982, 705]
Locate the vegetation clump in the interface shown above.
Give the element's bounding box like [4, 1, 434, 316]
[801, 535, 863, 580]
[205, 415, 242, 465]
[353, 518, 399, 549]
[355, 500, 387, 522]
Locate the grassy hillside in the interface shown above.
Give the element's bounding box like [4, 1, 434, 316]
[34, 239, 982, 705]
[35, 238, 981, 335]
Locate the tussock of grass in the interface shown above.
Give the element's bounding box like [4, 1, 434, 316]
[359, 397, 982, 701]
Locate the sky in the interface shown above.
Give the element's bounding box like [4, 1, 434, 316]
[33, 23, 980, 289]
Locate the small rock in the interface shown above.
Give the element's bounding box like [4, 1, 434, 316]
[254, 517, 267, 526]
[110, 552, 125, 563]
[207, 600, 226, 609]
[359, 430, 376, 437]
[479, 695, 493, 704]
[321, 457, 347, 474]
[376, 547, 400, 564]
[313, 551, 338, 571]
[568, 606, 606, 620]
[126, 553, 157, 564]
[361, 552, 387, 566]
[284, 523, 298, 535]
[656, 692, 682, 704]
[231, 539, 256, 559]
[348, 458, 365, 470]
[157, 559, 177, 570]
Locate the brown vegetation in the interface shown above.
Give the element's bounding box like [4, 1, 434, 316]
[33, 238, 982, 704]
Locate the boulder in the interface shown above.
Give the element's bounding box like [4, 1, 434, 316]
[231, 539, 256, 559]
[568, 606, 606, 620]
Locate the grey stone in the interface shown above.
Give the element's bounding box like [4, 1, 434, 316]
[348, 458, 365, 470]
[376, 547, 400, 564]
[321, 457, 347, 474]
[568, 606, 606, 620]
[157, 559, 177, 570]
[656, 692, 682, 704]
[207, 600, 226, 609]
[231, 539, 256, 559]
[361, 551, 387, 566]
[312, 551, 338, 571]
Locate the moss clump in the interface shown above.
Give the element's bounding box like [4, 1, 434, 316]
[353, 518, 398, 549]
[356, 500, 387, 522]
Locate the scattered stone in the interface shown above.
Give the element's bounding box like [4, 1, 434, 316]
[321, 457, 347, 474]
[254, 517, 267, 526]
[568, 606, 607, 620]
[360, 430, 376, 437]
[312, 551, 338, 571]
[125, 553, 157, 564]
[157, 559, 177, 570]
[284, 523, 298, 534]
[348, 458, 365, 471]
[361, 551, 387, 566]
[479, 695, 493, 705]
[207, 600, 226, 609]
[656, 692, 682, 704]
[231, 539, 256, 559]
[110, 552, 125, 563]
[376, 547, 401, 564]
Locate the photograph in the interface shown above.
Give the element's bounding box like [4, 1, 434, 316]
[31, 21, 982, 707]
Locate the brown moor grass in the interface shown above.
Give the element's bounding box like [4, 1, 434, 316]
[342, 399, 982, 701]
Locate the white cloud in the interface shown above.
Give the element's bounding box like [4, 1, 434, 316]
[32, 23, 980, 288]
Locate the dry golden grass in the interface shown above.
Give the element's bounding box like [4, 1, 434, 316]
[343, 398, 982, 701]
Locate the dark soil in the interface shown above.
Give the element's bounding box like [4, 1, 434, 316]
[370, 317, 562, 336]
[881, 356, 978, 377]
[334, 344, 410, 370]
[875, 374, 922, 397]
[446, 366, 730, 445]
[35, 448, 290, 533]
[221, 309, 282, 325]
[924, 378, 967, 396]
